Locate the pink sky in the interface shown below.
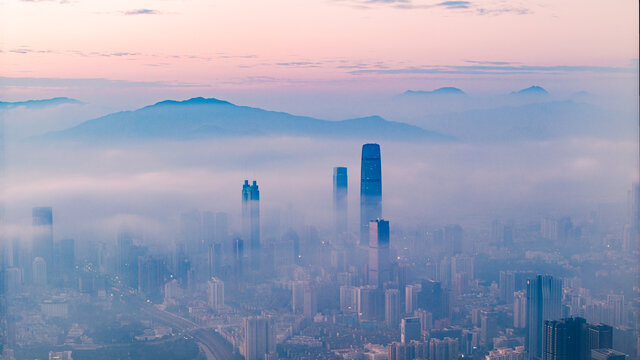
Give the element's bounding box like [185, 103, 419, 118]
[0, 0, 638, 105]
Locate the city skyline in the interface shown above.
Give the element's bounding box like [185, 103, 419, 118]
[0, 141, 637, 359]
[0, 1, 638, 359]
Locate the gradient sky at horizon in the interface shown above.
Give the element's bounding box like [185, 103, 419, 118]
[0, 0, 638, 109]
[0, 0, 638, 237]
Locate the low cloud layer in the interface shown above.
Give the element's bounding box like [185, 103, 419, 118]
[0, 76, 208, 89]
[1, 134, 636, 245]
[0, 89, 636, 249]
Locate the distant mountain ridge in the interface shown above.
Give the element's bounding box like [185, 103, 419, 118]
[152, 97, 233, 107]
[0, 97, 81, 109]
[511, 86, 549, 96]
[40, 97, 454, 143]
[402, 87, 466, 96]
[424, 100, 634, 142]
[401, 85, 552, 98]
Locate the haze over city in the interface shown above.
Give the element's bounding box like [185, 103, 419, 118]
[0, 1, 638, 360]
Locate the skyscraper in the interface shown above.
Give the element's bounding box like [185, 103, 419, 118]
[514, 290, 527, 328]
[500, 270, 516, 304]
[387, 341, 415, 360]
[243, 316, 275, 360]
[292, 281, 305, 313]
[481, 311, 498, 348]
[624, 183, 639, 252]
[444, 224, 463, 256]
[333, 167, 348, 236]
[527, 275, 563, 360]
[405, 284, 421, 314]
[368, 219, 390, 288]
[233, 238, 244, 279]
[606, 294, 625, 327]
[360, 144, 382, 246]
[117, 228, 140, 289]
[340, 285, 359, 313]
[207, 277, 224, 310]
[418, 280, 444, 320]
[358, 286, 385, 322]
[206, 242, 221, 279]
[385, 289, 400, 328]
[586, 323, 613, 351]
[429, 337, 459, 360]
[242, 180, 251, 240]
[242, 180, 260, 269]
[303, 284, 318, 319]
[55, 238, 75, 283]
[137, 256, 165, 303]
[173, 243, 190, 288]
[591, 349, 627, 360]
[401, 317, 421, 343]
[32, 207, 53, 277]
[542, 317, 589, 360]
[32, 257, 47, 286]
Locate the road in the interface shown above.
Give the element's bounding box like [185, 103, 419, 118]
[192, 328, 235, 360]
[141, 306, 235, 360]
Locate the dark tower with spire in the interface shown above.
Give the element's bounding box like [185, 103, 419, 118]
[360, 144, 382, 246]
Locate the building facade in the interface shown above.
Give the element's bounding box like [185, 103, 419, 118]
[360, 143, 382, 246]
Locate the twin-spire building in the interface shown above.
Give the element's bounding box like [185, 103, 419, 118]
[242, 180, 260, 269]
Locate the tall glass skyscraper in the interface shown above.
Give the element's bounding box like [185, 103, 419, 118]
[242, 180, 260, 269]
[368, 219, 390, 288]
[333, 167, 348, 236]
[32, 207, 53, 277]
[360, 143, 382, 246]
[526, 274, 562, 360]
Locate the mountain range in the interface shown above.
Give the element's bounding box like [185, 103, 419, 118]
[401, 86, 550, 97]
[40, 97, 453, 143]
[402, 87, 466, 96]
[424, 100, 634, 142]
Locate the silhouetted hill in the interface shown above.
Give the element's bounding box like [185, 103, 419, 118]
[0, 97, 82, 109]
[511, 86, 549, 96]
[40, 97, 453, 143]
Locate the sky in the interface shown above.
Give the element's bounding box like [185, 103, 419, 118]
[0, 0, 638, 244]
[0, 0, 638, 113]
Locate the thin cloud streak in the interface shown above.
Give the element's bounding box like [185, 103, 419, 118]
[19, 0, 71, 3]
[437, 1, 471, 9]
[0, 76, 210, 89]
[333, 0, 530, 14]
[349, 64, 638, 75]
[5, 46, 257, 64]
[123, 9, 160, 15]
[275, 62, 323, 68]
[464, 60, 516, 65]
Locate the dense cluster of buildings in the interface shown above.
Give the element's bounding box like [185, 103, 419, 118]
[0, 144, 638, 360]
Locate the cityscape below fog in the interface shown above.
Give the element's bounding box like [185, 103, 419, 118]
[0, 142, 637, 360]
[0, 1, 638, 359]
